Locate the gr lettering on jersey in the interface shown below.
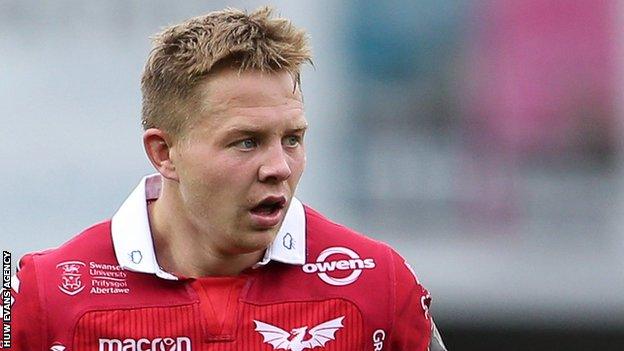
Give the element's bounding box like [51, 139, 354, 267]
[302, 247, 375, 286]
[98, 336, 191, 351]
[373, 329, 386, 351]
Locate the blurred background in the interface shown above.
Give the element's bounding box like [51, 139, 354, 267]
[2, 0, 624, 349]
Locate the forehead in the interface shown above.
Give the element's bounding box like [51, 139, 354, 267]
[191, 69, 306, 131]
[202, 69, 302, 111]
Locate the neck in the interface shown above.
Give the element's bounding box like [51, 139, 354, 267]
[148, 180, 265, 277]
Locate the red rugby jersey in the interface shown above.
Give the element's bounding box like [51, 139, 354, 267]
[5, 175, 446, 351]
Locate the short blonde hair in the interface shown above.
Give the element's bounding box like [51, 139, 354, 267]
[141, 6, 312, 139]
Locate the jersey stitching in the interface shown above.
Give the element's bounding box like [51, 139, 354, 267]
[31, 254, 50, 350]
[386, 245, 398, 346]
[240, 294, 362, 307]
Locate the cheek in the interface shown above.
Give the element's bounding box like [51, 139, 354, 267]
[180, 148, 237, 184]
[188, 155, 257, 203]
[177, 155, 232, 204]
[289, 152, 306, 182]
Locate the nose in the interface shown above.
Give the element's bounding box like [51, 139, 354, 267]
[258, 144, 292, 183]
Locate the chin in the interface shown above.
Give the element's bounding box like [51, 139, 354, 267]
[238, 230, 278, 252]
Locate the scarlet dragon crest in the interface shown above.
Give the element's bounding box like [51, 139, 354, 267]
[56, 260, 86, 296]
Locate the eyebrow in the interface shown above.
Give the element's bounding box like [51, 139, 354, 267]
[222, 123, 308, 136]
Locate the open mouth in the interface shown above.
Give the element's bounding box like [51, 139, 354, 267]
[250, 196, 287, 216]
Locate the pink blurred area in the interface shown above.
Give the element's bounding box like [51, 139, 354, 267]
[463, 0, 617, 157]
[456, 0, 619, 228]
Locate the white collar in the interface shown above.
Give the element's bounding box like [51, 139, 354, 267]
[111, 174, 306, 280]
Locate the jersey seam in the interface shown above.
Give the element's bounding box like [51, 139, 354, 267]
[241, 295, 361, 307]
[386, 245, 398, 346]
[31, 254, 50, 350]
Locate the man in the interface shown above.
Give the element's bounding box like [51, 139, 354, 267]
[7, 7, 447, 351]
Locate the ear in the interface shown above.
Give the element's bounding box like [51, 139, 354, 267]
[143, 128, 179, 181]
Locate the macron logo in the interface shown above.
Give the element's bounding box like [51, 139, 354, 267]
[98, 337, 191, 351]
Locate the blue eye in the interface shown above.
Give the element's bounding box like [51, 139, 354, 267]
[284, 135, 300, 147]
[235, 139, 257, 149]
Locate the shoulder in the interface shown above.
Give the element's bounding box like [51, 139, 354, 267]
[20, 220, 113, 268]
[300, 206, 432, 330]
[303, 205, 418, 283]
[8, 220, 115, 345]
[304, 205, 390, 252]
[15, 220, 115, 292]
[303, 205, 428, 290]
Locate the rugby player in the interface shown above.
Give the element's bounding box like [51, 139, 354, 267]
[7, 7, 447, 351]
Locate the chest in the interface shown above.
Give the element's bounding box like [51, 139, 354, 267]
[73, 298, 364, 351]
[43, 257, 392, 351]
[47, 270, 392, 351]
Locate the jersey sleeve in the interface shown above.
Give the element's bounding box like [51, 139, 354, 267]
[2, 254, 45, 350]
[389, 249, 448, 351]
